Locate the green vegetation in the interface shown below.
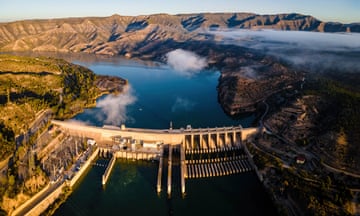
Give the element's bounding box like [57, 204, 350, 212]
[251, 73, 360, 215]
[305, 75, 360, 169]
[0, 54, 105, 213]
[282, 168, 353, 216]
[0, 121, 15, 160]
[305, 76, 360, 132]
[0, 54, 100, 158]
[250, 143, 354, 216]
[54, 61, 99, 119]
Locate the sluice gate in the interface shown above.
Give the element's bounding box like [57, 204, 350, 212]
[184, 146, 255, 179]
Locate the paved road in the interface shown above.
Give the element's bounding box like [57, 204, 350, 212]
[259, 100, 269, 128]
[321, 162, 360, 178]
[15, 179, 64, 216]
[258, 100, 360, 180]
[15, 109, 52, 146]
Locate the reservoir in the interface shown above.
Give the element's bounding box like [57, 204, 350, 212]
[54, 56, 277, 216]
[72, 59, 254, 129]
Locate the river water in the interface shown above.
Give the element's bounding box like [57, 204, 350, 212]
[54, 57, 277, 216]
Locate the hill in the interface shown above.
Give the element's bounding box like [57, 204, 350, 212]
[0, 54, 126, 159]
[0, 13, 359, 55]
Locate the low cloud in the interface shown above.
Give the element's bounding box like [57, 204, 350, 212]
[208, 29, 360, 73]
[171, 97, 196, 112]
[166, 49, 207, 75]
[96, 85, 136, 125]
[240, 66, 260, 80]
[211, 29, 360, 51]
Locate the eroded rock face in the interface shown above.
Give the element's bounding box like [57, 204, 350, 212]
[0, 13, 359, 55]
[217, 56, 304, 115]
[95, 75, 127, 94]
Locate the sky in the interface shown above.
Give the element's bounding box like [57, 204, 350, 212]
[0, 0, 359, 23]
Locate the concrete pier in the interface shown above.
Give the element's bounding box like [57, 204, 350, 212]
[233, 161, 239, 173]
[102, 154, 116, 186]
[218, 163, 223, 176]
[180, 145, 186, 195]
[205, 164, 209, 177]
[157, 149, 163, 193]
[187, 165, 191, 178]
[167, 145, 172, 197]
[211, 163, 216, 177]
[236, 160, 241, 171]
[191, 164, 195, 178]
[196, 164, 199, 178]
[241, 160, 246, 171]
[230, 161, 236, 174]
[238, 161, 243, 172]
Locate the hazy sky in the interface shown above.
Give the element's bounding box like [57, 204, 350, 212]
[0, 0, 359, 23]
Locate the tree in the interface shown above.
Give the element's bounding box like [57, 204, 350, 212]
[325, 176, 332, 190]
[6, 81, 11, 103]
[8, 175, 15, 187]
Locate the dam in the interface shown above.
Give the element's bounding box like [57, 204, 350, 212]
[52, 120, 258, 146]
[52, 120, 260, 197]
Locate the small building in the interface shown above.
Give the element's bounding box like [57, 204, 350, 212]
[131, 139, 136, 151]
[296, 155, 306, 164]
[142, 141, 162, 149]
[87, 139, 96, 146]
[118, 138, 127, 148]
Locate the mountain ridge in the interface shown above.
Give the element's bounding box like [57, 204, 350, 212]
[0, 12, 359, 55]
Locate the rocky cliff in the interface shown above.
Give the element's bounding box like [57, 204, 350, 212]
[0, 13, 358, 55]
[1, 12, 356, 116]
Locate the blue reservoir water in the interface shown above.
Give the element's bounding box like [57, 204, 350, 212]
[72, 60, 254, 129]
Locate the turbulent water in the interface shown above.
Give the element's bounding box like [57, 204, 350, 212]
[54, 57, 276, 216]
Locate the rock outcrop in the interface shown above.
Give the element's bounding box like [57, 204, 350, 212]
[217, 56, 304, 115]
[95, 75, 127, 94]
[0, 13, 359, 55]
[1, 12, 355, 116]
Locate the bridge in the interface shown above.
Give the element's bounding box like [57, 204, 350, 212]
[52, 120, 260, 197]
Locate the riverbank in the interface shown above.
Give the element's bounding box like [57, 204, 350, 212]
[58, 74, 128, 120]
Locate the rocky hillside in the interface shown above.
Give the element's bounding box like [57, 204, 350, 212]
[0, 13, 359, 55]
[0, 55, 126, 158]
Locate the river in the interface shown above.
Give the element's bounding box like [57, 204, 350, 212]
[53, 56, 277, 216]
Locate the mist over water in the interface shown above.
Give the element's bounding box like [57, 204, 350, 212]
[166, 49, 208, 76]
[96, 85, 137, 125]
[209, 29, 360, 73]
[171, 96, 196, 112]
[211, 29, 360, 51]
